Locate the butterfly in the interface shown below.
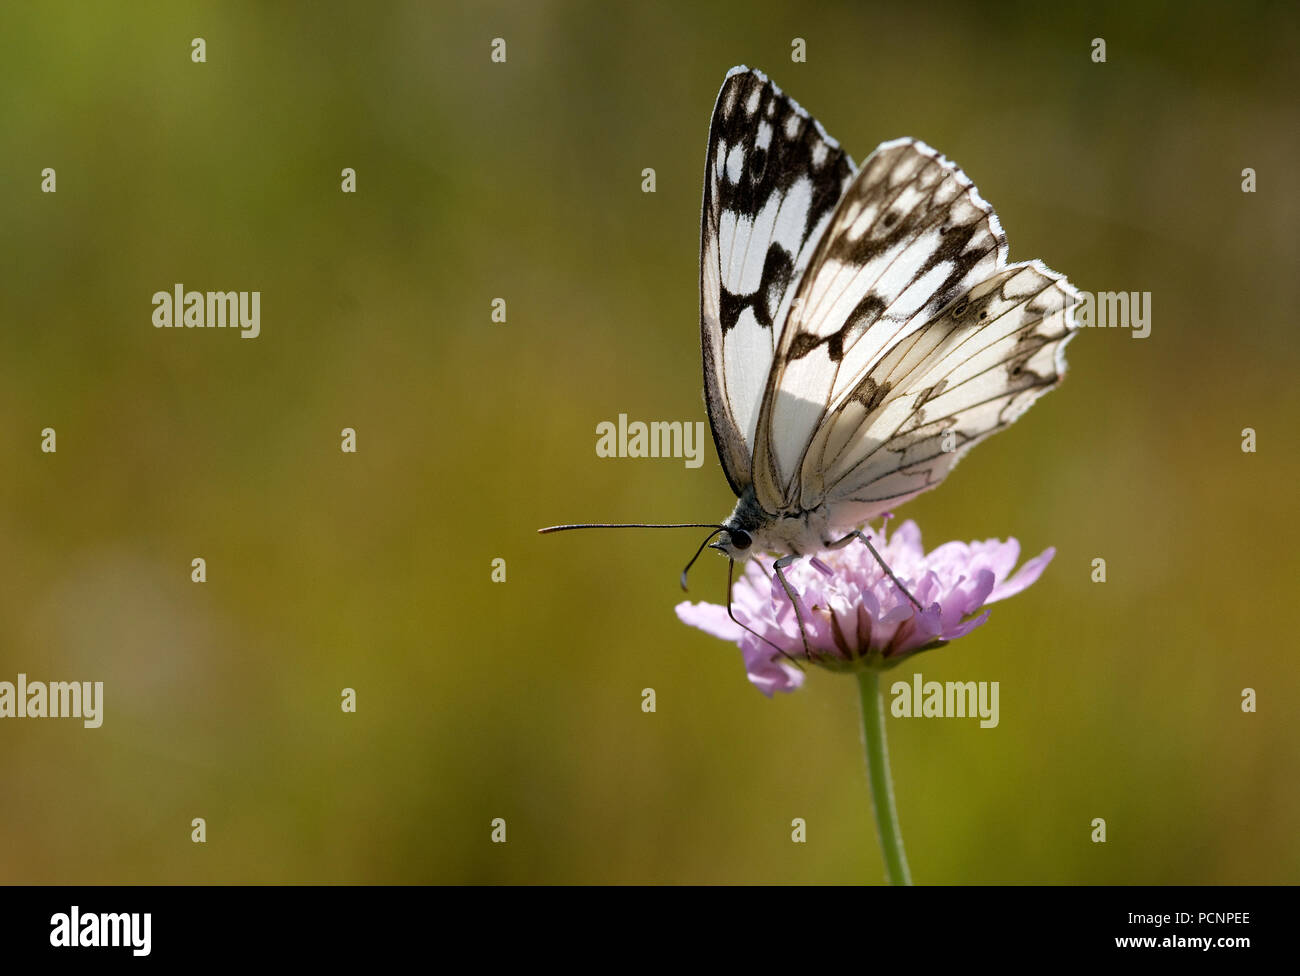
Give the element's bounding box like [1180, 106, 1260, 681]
[543, 66, 1078, 653]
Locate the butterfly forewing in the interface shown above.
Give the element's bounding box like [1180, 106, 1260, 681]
[700, 66, 854, 496]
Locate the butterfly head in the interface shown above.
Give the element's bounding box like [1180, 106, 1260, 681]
[708, 526, 753, 560]
[703, 489, 775, 564]
[679, 516, 762, 591]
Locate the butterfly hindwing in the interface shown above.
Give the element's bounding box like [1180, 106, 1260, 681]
[700, 66, 854, 496]
[805, 262, 1079, 525]
[752, 138, 1010, 511]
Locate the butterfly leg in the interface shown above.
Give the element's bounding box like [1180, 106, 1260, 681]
[725, 558, 804, 670]
[749, 557, 810, 665]
[828, 531, 924, 612]
[772, 554, 820, 663]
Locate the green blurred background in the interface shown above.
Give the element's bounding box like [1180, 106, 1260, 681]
[1, 0, 1296, 884]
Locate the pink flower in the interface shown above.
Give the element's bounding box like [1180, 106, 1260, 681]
[675, 520, 1054, 696]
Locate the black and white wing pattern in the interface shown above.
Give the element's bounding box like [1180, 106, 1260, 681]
[752, 138, 1010, 511]
[700, 66, 854, 496]
[700, 67, 1078, 533]
[801, 262, 1079, 529]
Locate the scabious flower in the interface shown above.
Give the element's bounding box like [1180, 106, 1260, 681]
[676, 520, 1054, 696]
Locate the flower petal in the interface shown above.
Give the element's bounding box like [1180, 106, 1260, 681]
[988, 547, 1055, 603]
[741, 640, 805, 696]
[675, 601, 743, 641]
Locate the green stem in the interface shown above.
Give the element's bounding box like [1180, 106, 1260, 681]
[856, 669, 912, 885]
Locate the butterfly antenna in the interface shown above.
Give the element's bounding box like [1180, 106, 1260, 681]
[679, 528, 726, 590]
[538, 522, 725, 533]
[541, 522, 731, 592]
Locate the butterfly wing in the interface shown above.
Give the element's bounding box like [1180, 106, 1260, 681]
[807, 261, 1079, 528]
[700, 66, 855, 496]
[749, 138, 1013, 512]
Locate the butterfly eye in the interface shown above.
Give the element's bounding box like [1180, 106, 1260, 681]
[729, 530, 752, 551]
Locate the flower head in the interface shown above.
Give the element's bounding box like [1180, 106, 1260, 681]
[675, 519, 1054, 696]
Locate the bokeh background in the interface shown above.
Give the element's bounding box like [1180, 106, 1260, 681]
[0, 0, 1296, 884]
